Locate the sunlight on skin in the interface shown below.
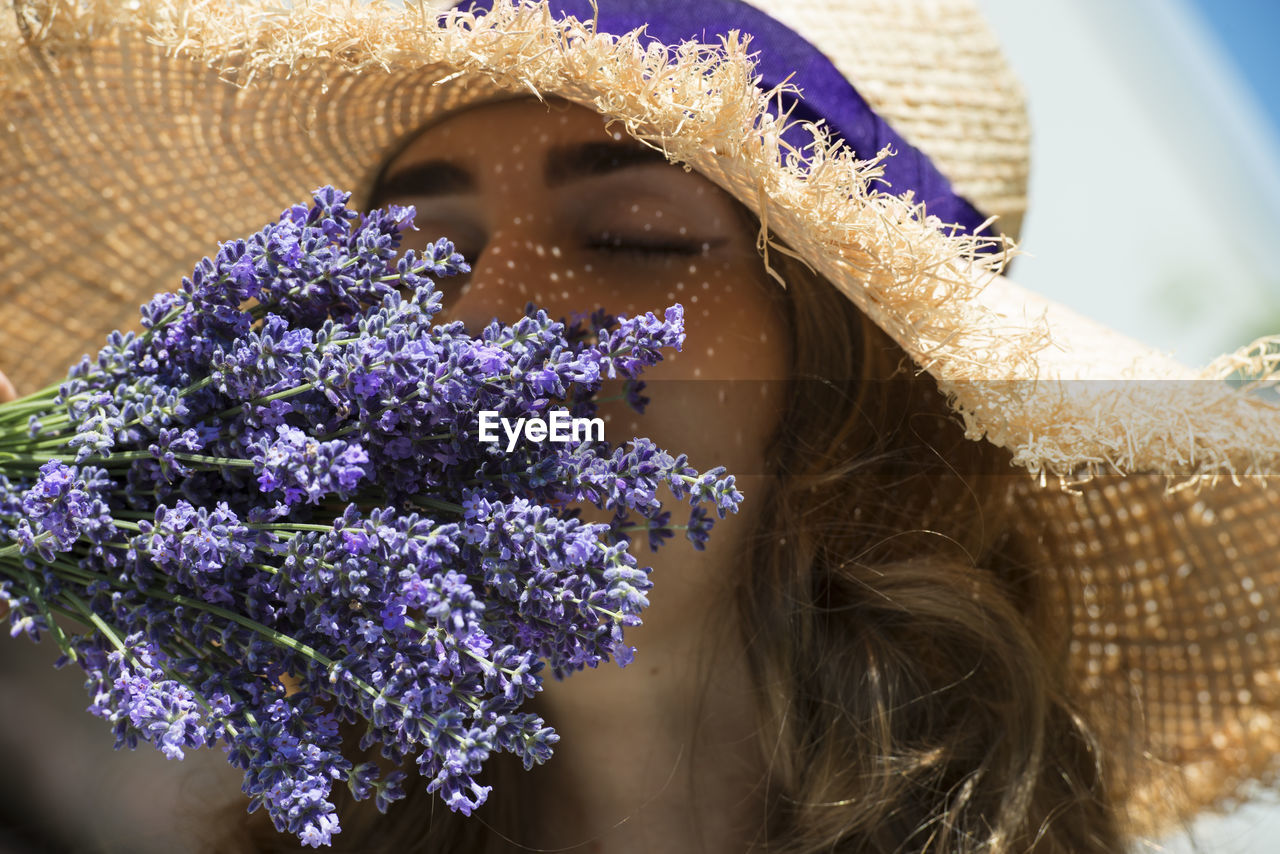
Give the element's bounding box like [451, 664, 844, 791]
[372, 96, 790, 853]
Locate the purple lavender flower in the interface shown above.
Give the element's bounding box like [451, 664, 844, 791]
[0, 186, 743, 847]
[86, 638, 209, 760]
[17, 461, 113, 557]
[251, 425, 370, 505]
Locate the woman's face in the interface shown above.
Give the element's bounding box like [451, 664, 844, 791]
[370, 95, 790, 480]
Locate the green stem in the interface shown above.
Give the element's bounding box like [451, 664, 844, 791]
[412, 495, 465, 515]
[0, 531, 53, 560]
[0, 436, 74, 454]
[0, 401, 63, 424]
[15, 567, 79, 663]
[0, 452, 81, 466]
[214, 383, 317, 421]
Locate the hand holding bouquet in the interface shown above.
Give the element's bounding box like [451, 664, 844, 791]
[0, 188, 742, 847]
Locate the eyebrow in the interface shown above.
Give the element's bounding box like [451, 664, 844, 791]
[375, 139, 673, 199]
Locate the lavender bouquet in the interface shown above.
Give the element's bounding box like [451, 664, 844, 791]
[0, 187, 741, 847]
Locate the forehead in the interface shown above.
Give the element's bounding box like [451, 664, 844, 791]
[389, 96, 638, 166]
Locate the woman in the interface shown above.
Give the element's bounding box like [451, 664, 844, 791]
[224, 93, 1082, 853]
[2, 1, 1278, 852]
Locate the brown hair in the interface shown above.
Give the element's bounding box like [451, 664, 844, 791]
[732, 236, 1123, 853]
[203, 193, 1124, 854]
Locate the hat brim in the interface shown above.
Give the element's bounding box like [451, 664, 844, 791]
[2, 0, 1279, 837]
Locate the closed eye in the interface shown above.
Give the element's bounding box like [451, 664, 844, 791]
[585, 233, 714, 259]
[416, 232, 725, 266]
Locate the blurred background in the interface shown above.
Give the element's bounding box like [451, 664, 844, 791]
[974, 0, 1280, 848]
[978, 0, 1280, 370]
[2, 0, 1279, 850]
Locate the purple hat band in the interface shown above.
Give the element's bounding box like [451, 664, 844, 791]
[460, 0, 1001, 253]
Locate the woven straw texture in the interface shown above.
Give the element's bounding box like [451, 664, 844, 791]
[1, 0, 1279, 840]
[762, 0, 1031, 241]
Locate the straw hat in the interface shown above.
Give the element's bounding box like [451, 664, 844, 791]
[1, 0, 1278, 841]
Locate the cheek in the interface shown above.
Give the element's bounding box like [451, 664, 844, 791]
[662, 262, 789, 383]
[596, 264, 789, 478]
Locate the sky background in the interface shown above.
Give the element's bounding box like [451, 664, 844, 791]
[972, 0, 1280, 850]
[1190, 0, 1280, 137]
[976, 0, 1280, 369]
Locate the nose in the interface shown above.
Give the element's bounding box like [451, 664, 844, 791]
[441, 218, 583, 333]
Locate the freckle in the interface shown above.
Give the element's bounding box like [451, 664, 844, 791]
[514, 216, 522, 225]
[565, 269, 575, 278]
[643, 223, 652, 231]
[675, 282, 685, 291]
[496, 276, 505, 284]
[491, 246, 502, 255]
[494, 163, 504, 174]
[712, 294, 722, 303]
[524, 240, 534, 249]
[551, 246, 562, 258]
[612, 130, 623, 140]
[715, 334, 724, 343]
[700, 242, 711, 252]
[514, 162, 524, 171]
[701, 281, 710, 290]
[706, 347, 714, 357]
[688, 264, 697, 274]
[711, 218, 721, 227]
[519, 283, 528, 295]
[760, 332, 768, 342]
[538, 133, 549, 142]
[550, 272, 559, 282]
[693, 367, 702, 377]
[512, 143, 523, 154]
[694, 187, 705, 196]
[506, 260, 516, 269]
[701, 308, 710, 317]
[649, 666, 659, 676]
[534, 292, 546, 302]
[630, 203, 640, 213]
[536, 245, 546, 257]
[561, 290, 570, 299]
[584, 264, 594, 272]
[678, 226, 687, 235]
[654, 211, 663, 219]
[690, 294, 698, 303]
